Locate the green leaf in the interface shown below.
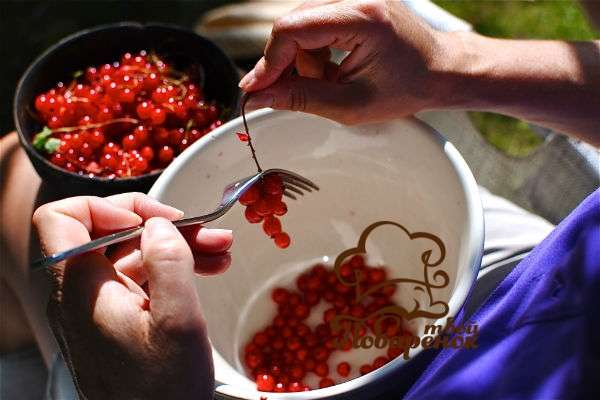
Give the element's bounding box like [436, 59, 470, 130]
[73, 70, 84, 79]
[44, 138, 61, 153]
[32, 126, 53, 151]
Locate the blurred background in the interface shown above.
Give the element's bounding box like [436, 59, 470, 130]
[1, 0, 598, 156]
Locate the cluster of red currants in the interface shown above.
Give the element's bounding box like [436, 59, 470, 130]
[244, 255, 411, 392]
[239, 173, 291, 248]
[32, 50, 223, 178]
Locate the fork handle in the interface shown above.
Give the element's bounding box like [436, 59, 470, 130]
[32, 214, 217, 271]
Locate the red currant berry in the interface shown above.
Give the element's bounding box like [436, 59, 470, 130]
[152, 86, 170, 103]
[287, 382, 303, 392]
[271, 288, 289, 304]
[118, 87, 135, 103]
[244, 206, 263, 223]
[50, 153, 67, 167]
[149, 107, 166, 125]
[263, 174, 284, 196]
[100, 153, 118, 171]
[254, 198, 272, 217]
[168, 128, 183, 145]
[122, 134, 138, 151]
[140, 146, 154, 161]
[286, 337, 302, 351]
[136, 101, 153, 120]
[373, 356, 389, 369]
[239, 184, 260, 206]
[295, 348, 308, 361]
[80, 142, 93, 158]
[256, 374, 275, 392]
[158, 145, 174, 165]
[130, 156, 148, 175]
[88, 130, 105, 149]
[103, 142, 120, 156]
[314, 362, 329, 378]
[388, 346, 403, 359]
[35, 94, 50, 113]
[245, 353, 262, 370]
[262, 215, 282, 237]
[133, 125, 150, 144]
[273, 201, 288, 216]
[273, 232, 291, 249]
[154, 127, 170, 146]
[359, 364, 373, 375]
[337, 362, 350, 377]
[253, 332, 269, 347]
[319, 378, 335, 388]
[142, 72, 160, 91]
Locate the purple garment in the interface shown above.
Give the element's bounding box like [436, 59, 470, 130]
[406, 189, 600, 399]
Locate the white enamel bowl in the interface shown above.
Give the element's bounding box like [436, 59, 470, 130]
[149, 109, 483, 399]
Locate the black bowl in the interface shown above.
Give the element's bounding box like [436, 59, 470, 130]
[14, 22, 241, 196]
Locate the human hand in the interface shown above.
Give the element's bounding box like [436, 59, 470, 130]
[239, 0, 452, 124]
[32, 193, 233, 400]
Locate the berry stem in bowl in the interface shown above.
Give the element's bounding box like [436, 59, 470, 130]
[34, 117, 139, 136]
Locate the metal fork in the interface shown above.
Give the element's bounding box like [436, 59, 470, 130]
[32, 169, 318, 270]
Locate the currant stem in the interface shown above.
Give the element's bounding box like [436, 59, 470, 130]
[242, 93, 262, 173]
[48, 117, 140, 134]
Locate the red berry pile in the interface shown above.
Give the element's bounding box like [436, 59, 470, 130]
[32, 50, 224, 178]
[243, 255, 411, 392]
[239, 174, 291, 248]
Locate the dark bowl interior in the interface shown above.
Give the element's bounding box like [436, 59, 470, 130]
[14, 22, 241, 196]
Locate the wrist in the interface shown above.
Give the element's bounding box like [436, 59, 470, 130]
[426, 30, 487, 111]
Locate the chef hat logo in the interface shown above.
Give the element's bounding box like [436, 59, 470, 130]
[332, 221, 449, 322]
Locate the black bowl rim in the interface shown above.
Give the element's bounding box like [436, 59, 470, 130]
[13, 21, 240, 184]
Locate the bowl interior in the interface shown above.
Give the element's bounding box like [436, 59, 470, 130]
[149, 110, 483, 398]
[14, 22, 240, 193]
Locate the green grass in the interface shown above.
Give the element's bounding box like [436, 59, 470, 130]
[433, 0, 598, 157]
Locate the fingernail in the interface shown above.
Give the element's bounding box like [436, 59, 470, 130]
[238, 70, 256, 89]
[131, 213, 144, 226]
[245, 93, 274, 110]
[204, 228, 233, 236]
[168, 207, 185, 220]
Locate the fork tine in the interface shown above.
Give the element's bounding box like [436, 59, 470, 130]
[283, 190, 297, 200]
[278, 171, 319, 191]
[284, 184, 304, 196]
[281, 175, 314, 193]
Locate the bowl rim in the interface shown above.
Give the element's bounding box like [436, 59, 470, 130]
[149, 109, 485, 399]
[13, 21, 239, 184]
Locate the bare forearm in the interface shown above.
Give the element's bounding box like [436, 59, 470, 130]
[436, 32, 600, 146]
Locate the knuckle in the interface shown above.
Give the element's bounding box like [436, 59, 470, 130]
[31, 204, 50, 227]
[145, 239, 189, 264]
[357, 0, 389, 23]
[286, 80, 308, 112]
[155, 313, 205, 338]
[272, 15, 295, 36]
[127, 191, 146, 203]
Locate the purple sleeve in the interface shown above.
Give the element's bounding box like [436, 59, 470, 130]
[406, 189, 600, 399]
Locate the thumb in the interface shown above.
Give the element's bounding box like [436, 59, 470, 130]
[141, 217, 202, 328]
[244, 76, 369, 125]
